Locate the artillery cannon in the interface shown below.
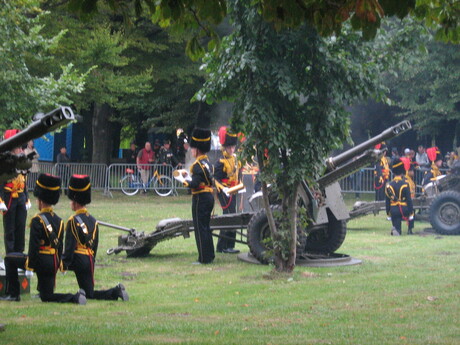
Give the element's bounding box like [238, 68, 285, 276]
[350, 159, 460, 235]
[0, 106, 76, 183]
[106, 121, 412, 261]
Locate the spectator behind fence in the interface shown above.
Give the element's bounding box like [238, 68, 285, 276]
[390, 147, 400, 166]
[56, 146, 70, 195]
[126, 142, 139, 165]
[137, 142, 155, 193]
[153, 139, 161, 160]
[24, 140, 40, 184]
[415, 145, 429, 169]
[447, 151, 459, 168]
[158, 140, 179, 177]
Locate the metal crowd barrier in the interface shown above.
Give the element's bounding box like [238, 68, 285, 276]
[339, 167, 450, 196]
[24, 162, 450, 197]
[105, 163, 180, 196]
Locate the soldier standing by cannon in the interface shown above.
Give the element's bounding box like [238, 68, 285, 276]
[174, 128, 215, 264]
[214, 126, 242, 254]
[374, 142, 390, 201]
[0, 129, 31, 255]
[422, 147, 443, 187]
[385, 158, 414, 236]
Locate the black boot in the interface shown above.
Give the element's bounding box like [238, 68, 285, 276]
[408, 228, 413, 235]
[0, 294, 20, 302]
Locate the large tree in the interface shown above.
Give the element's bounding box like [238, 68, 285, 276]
[196, 1, 413, 272]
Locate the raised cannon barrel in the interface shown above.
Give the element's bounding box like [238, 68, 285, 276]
[0, 106, 76, 183]
[0, 106, 76, 153]
[325, 120, 411, 172]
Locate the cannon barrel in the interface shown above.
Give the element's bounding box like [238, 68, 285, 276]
[0, 106, 76, 153]
[325, 120, 411, 172]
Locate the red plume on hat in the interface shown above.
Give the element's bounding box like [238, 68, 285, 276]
[218, 126, 238, 147]
[426, 147, 439, 162]
[218, 126, 227, 146]
[4, 129, 20, 139]
[400, 157, 411, 172]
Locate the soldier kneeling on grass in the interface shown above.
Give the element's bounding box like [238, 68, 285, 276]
[0, 173, 86, 304]
[62, 174, 128, 301]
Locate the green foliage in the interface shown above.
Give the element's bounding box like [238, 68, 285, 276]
[414, 0, 460, 43]
[63, 0, 459, 60]
[0, 0, 86, 127]
[197, 1, 394, 271]
[388, 38, 460, 141]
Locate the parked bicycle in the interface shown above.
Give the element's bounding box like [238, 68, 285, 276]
[120, 168, 173, 196]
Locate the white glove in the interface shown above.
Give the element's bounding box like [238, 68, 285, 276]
[386, 217, 392, 221]
[184, 173, 192, 182]
[25, 200, 32, 211]
[238, 188, 247, 194]
[223, 187, 230, 197]
[0, 202, 7, 212]
[173, 173, 186, 184]
[408, 216, 414, 221]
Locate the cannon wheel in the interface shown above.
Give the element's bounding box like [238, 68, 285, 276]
[304, 210, 346, 254]
[247, 207, 307, 264]
[429, 190, 460, 235]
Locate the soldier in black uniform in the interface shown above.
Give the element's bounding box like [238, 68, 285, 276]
[385, 158, 414, 236]
[374, 142, 390, 201]
[0, 129, 31, 254]
[158, 139, 179, 177]
[422, 147, 443, 186]
[214, 127, 241, 254]
[0, 173, 86, 304]
[62, 175, 129, 301]
[175, 128, 215, 264]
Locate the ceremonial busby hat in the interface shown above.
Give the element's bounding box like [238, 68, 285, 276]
[68, 174, 91, 205]
[33, 174, 61, 205]
[426, 147, 442, 163]
[190, 127, 211, 153]
[218, 126, 238, 147]
[392, 158, 406, 175]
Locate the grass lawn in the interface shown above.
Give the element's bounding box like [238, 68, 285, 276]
[0, 192, 459, 345]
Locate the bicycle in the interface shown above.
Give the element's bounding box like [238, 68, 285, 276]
[120, 167, 173, 196]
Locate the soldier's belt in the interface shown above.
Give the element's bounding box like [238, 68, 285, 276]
[39, 246, 56, 255]
[390, 201, 407, 206]
[192, 186, 213, 194]
[4, 187, 24, 198]
[75, 245, 94, 256]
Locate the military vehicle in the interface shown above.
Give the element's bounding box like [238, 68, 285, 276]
[0, 106, 76, 183]
[105, 121, 412, 262]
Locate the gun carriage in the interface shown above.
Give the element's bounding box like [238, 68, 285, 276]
[105, 121, 413, 262]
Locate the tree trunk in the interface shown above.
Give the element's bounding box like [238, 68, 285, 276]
[92, 103, 112, 164]
[111, 121, 122, 159]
